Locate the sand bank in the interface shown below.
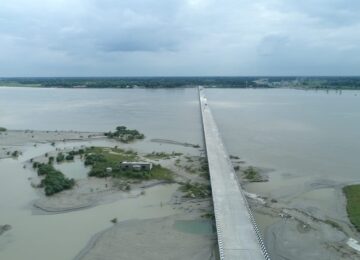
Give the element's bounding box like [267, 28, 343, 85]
[75, 215, 216, 260]
[0, 130, 105, 159]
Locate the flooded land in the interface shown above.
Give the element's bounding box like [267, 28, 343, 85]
[1, 87, 360, 259]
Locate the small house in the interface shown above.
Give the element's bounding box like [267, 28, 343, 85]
[120, 162, 153, 171]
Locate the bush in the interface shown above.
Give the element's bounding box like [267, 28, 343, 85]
[48, 157, 54, 164]
[65, 154, 74, 161]
[37, 164, 75, 196]
[84, 153, 106, 166]
[56, 153, 65, 163]
[37, 164, 53, 176]
[88, 168, 110, 178]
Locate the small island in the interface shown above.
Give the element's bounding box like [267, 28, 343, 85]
[105, 126, 145, 143]
[84, 146, 173, 181]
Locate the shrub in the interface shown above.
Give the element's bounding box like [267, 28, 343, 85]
[56, 153, 65, 163]
[65, 154, 74, 161]
[37, 164, 75, 196]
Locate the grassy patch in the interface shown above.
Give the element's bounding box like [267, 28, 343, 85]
[243, 167, 262, 182]
[343, 185, 360, 231]
[145, 151, 182, 160]
[148, 164, 174, 181]
[179, 182, 211, 198]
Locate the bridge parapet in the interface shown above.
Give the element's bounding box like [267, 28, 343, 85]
[198, 87, 270, 260]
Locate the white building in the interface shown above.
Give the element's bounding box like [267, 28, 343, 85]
[120, 162, 153, 171]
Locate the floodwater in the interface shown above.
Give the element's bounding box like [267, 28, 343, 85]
[0, 87, 202, 144]
[0, 149, 179, 260]
[1, 87, 360, 259]
[174, 219, 215, 235]
[207, 89, 360, 183]
[55, 159, 90, 180]
[207, 89, 360, 202]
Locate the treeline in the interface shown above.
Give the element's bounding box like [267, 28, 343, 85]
[0, 77, 268, 88]
[1, 76, 360, 89]
[298, 77, 360, 89]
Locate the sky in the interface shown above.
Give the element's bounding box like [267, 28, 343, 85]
[0, 0, 360, 76]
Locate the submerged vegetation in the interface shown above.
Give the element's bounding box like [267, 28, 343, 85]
[343, 185, 360, 231]
[105, 126, 145, 143]
[243, 166, 264, 182]
[180, 182, 211, 198]
[144, 151, 182, 160]
[37, 164, 75, 196]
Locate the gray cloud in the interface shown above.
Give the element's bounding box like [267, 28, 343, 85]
[0, 0, 359, 76]
[257, 35, 289, 56]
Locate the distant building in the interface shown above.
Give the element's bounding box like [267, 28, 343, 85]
[120, 162, 153, 171]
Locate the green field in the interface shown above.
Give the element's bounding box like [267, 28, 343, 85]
[343, 185, 360, 231]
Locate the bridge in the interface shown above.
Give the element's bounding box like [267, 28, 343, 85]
[199, 87, 270, 260]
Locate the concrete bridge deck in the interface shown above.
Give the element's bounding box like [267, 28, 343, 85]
[199, 87, 269, 260]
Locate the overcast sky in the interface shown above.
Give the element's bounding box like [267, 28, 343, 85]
[1, 0, 359, 76]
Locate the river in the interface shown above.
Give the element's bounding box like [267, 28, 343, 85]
[1, 87, 360, 259]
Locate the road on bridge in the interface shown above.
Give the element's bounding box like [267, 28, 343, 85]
[199, 87, 269, 260]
